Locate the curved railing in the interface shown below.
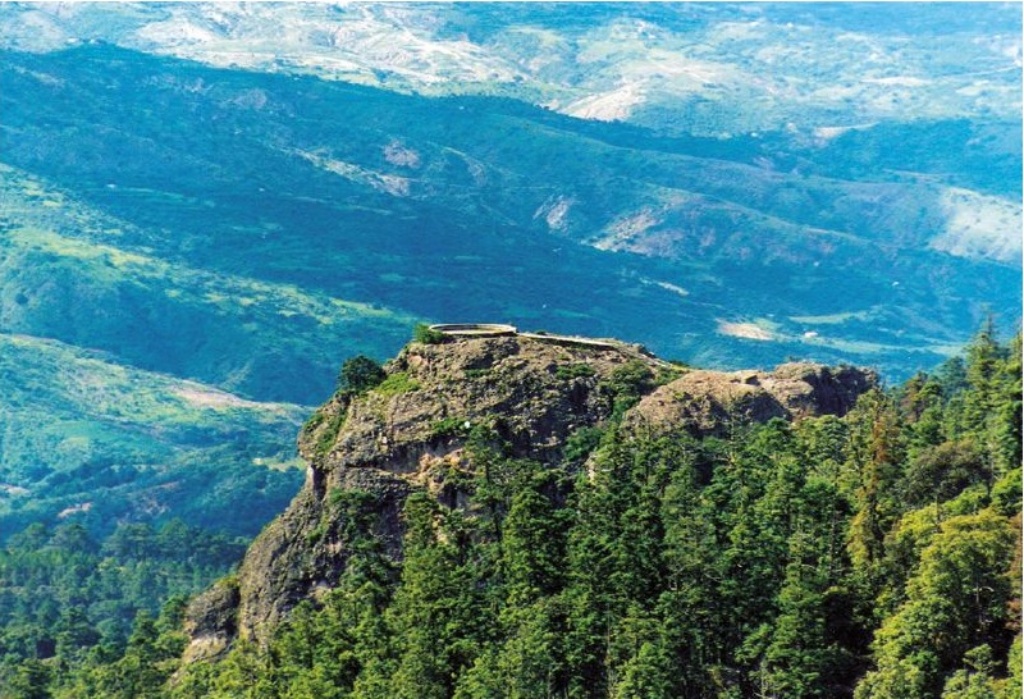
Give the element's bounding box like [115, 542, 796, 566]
[428, 323, 518, 338]
[517, 332, 619, 350]
[429, 323, 617, 350]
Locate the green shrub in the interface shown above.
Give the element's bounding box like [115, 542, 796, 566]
[431, 416, 472, 440]
[601, 360, 655, 419]
[563, 425, 605, 463]
[338, 355, 386, 394]
[306, 520, 328, 544]
[556, 363, 596, 380]
[413, 323, 447, 344]
[302, 410, 326, 433]
[315, 413, 347, 456]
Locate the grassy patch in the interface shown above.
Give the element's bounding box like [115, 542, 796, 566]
[413, 323, 447, 344]
[316, 413, 347, 456]
[375, 372, 420, 396]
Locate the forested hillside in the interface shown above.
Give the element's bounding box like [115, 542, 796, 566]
[3, 323, 1017, 699]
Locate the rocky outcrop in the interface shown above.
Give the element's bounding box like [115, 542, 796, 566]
[182, 336, 875, 658]
[185, 334, 664, 654]
[181, 576, 240, 664]
[626, 362, 877, 439]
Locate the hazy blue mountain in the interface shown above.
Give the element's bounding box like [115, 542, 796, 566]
[3, 3, 1019, 139]
[0, 2, 1019, 542]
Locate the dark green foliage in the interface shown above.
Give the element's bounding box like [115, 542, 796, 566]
[338, 356, 386, 395]
[0, 38, 1018, 695]
[856, 511, 1015, 699]
[167, 327, 1019, 699]
[0, 521, 244, 697]
[600, 360, 657, 419]
[430, 417, 473, 441]
[0, 39, 1018, 698]
[562, 426, 605, 463]
[555, 363, 596, 380]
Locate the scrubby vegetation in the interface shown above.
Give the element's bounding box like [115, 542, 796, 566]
[556, 363, 597, 380]
[338, 356, 387, 396]
[413, 323, 448, 345]
[375, 372, 421, 397]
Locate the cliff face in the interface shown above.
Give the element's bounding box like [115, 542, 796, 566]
[183, 335, 875, 660]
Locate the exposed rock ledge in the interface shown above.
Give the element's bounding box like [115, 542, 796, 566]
[626, 362, 876, 439]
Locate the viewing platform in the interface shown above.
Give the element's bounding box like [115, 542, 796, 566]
[428, 323, 674, 368]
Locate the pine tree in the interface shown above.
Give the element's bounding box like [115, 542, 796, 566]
[856, 511, 1015, 699]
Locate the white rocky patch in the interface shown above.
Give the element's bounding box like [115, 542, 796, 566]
[592, 210, 661, 251]
[383, 140, 422, 169]
[294, 150, 411, 198]
[655, 281, 689, 297]
[176, 386, 263, 409]
[58, 502, 93, 518]
[564, 82, 647, 122]
[931, 187, 1022, 264]
[640, 278, 689, 297]
[717, 321, 774, 341]
[863, 76, 931, 87]
[135, 17, 220, 45]
[812, 122, 878, 142]
[141, 3, 519, 87]
[533, 195, 576, 232]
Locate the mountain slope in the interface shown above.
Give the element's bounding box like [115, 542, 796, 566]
[0, 331, 305, 537]
[0, 162, 416, 403]
[184, 331, 875, 655]
[2, 45, 1017, 392]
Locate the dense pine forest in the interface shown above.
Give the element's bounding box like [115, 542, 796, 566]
[1, 323, 1020, 698]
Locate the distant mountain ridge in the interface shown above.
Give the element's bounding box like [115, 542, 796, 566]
[2, 3, 1020, 138]
[2, 45, 1017, 392]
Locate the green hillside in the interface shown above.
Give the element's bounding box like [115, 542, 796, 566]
[0, 331, 304, 537]
[0, 6, 1016, 694]
[0, 163, 416, 404]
